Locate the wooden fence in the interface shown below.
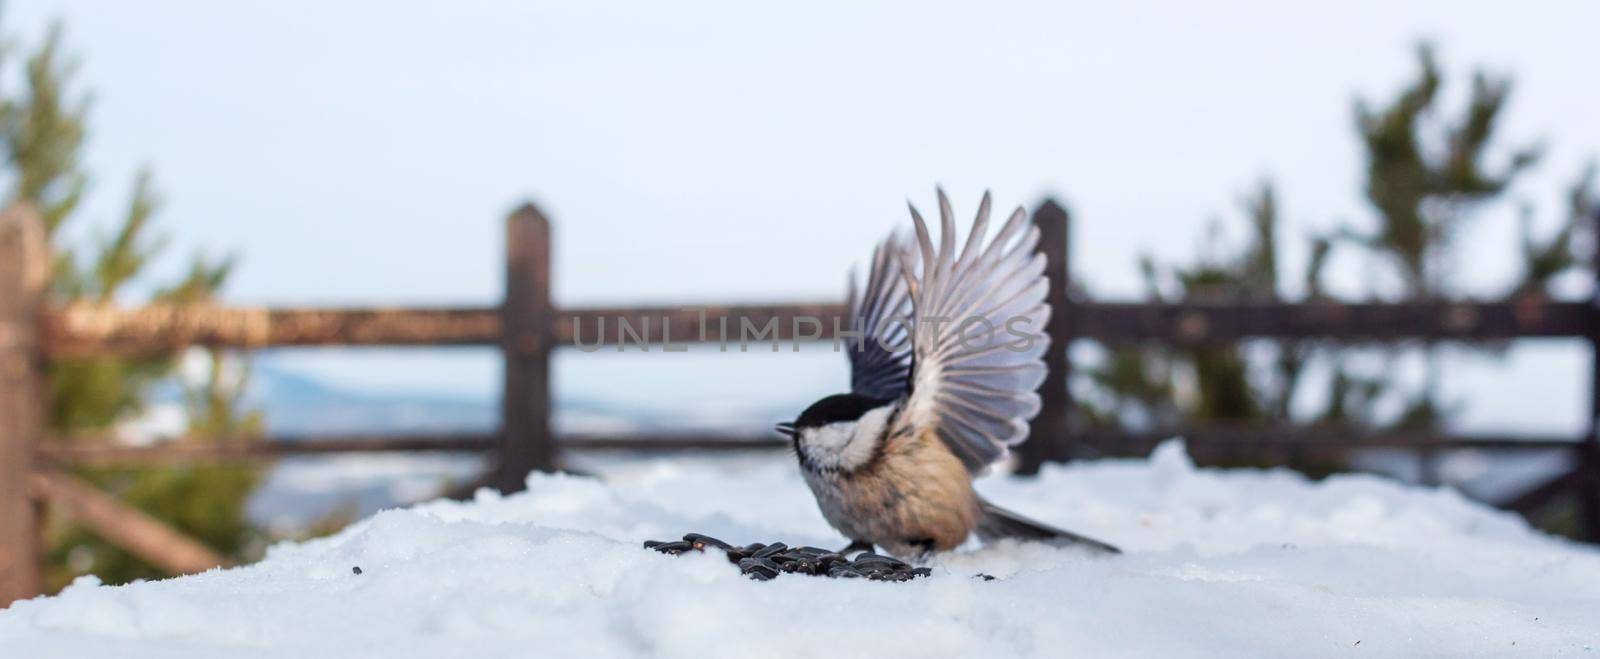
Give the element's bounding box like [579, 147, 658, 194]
[2, 199, 1597, 606]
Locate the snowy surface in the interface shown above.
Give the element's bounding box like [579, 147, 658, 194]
[2, 441, 1597, 658]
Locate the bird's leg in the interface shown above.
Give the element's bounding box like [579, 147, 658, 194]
[838, 539, 873, 556]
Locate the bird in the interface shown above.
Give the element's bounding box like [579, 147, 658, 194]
[774, 189, 1120, 560]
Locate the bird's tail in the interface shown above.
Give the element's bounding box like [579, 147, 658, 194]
[974, 499, 1121, 555]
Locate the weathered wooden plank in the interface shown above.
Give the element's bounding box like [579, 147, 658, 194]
[1585, 227, 1600, 541]
[1018, 199, 1071, 474]
[41, 305, 501, 357]
[34, 429, 1577, 468]
[0, 206, 47, 607]
[38, 434, 498, 467]
[1074, 428, 1584, 452]
[1078, 298, 1589, 345]
[561, 435, 788, 451]
[497, 203, 556, 490]
[28, 470, 228, 577]
[39, 302, 856, 357]
[36, 434, 782, 468]
[558, 303, 846, 349]
[589, 430, 1581, 456]
[39, 298, 1589, 358]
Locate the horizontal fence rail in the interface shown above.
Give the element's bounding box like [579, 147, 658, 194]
[1072, 429, 1585, 452]
[35, 433, 797, 467]
[38, 298, 1589, 356]
[35, 430, 1582, 463]
[40, 305, 503, 356]
[1078, 299, 1590, 343]
[37, 434, 500, 467]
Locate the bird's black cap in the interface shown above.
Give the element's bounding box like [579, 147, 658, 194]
[793, 393, 891, 430]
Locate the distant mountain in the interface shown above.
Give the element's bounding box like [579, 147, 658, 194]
[247, 367, 496, 437]
[237, 366, 789, 531]
[245, 366, 785, 439]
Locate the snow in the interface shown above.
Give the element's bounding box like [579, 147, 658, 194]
[3, 441, 1597, 658]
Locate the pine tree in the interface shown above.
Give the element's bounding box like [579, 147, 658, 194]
[0, 19, 263, 591]
[1350, 44, 1541, 299]
[1514, 162, 1596, 295]
[1082, 43, 1591, 467]
[1083, 181, 1341, 430]
[1350, 44, 1543, 431]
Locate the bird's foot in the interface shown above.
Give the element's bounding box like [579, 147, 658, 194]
[838, 540, 874, 556]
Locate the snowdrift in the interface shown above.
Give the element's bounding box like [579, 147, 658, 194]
[2, 441, 1596, 658]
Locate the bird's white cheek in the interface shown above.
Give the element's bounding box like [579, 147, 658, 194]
[801, 423, 874, 470]
[800, 406, 892, 471]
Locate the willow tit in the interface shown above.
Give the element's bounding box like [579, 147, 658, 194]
[775, 190, 1120, 559]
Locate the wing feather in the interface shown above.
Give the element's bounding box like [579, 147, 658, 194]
[844, 233, 917, 401]
[894, 190, 1053, 472]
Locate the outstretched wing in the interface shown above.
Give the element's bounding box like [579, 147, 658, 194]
[844, 234, 916, 401]
[894, 189, 1050, 472]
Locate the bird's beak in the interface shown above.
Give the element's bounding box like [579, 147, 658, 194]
[774, 422, 797, 439]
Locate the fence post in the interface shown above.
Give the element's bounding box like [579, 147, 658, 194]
[1018, 198, 1072, 475]
[1585, 216, 1600, 542]
[0, 206, 46, 606]
[495, 202, 556, 493]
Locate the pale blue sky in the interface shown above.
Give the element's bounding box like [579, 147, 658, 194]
[8, 1, 1597, 434]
